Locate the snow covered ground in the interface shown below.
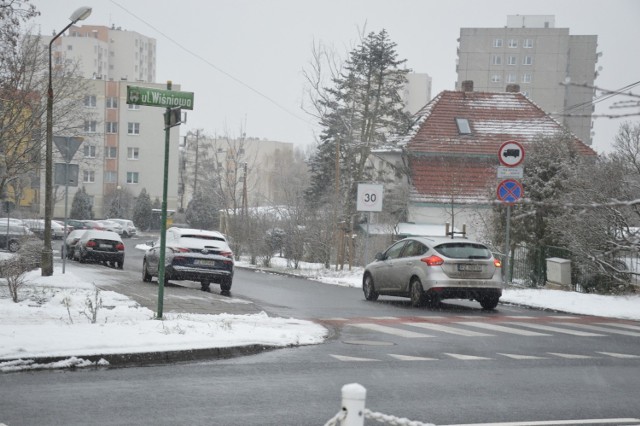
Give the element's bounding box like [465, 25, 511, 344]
[1, 253, 639, 372]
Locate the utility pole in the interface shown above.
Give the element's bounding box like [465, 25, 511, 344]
[193, 129, 199, 196]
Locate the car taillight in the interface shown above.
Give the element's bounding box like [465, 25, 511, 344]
[220, 251, 234, 259]
[172, 247, 190, 253]
[86, 240, 97, 248]
[116, 243, 125, 251]
[494, 259, 502, 268]
[421, 255, 444, 266]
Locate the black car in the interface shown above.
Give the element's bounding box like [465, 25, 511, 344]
[73, 230, 125, 268]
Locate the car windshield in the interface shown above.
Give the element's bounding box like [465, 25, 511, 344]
[434, 242, 492, 260]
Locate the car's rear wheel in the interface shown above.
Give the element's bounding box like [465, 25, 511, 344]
[142, 260, 152, 282]
[363, 273, 379, 301]
[201, 280, 211, 292]
[8, 240, 20, 252]
[116, 260, 124, 270]
[78, 250, 86, 263]
[478, 294, 500, 310]
[410, 278, 426, 307]
[220, 277, 232, 292]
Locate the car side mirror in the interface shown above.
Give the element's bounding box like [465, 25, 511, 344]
[374, 252, 385, 261]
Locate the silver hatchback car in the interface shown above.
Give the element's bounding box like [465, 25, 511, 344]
[363, 237, 503, 309]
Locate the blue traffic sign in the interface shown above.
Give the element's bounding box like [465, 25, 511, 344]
[497, 179, 524, 203]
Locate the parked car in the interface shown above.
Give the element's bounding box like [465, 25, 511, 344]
[66, 219, 92, 231]
[81, 220, 107, 231]
[22, 219, 65, 240]
[97, 220, 124, 235]
[73, 230, 125, 269]
[0, 223, 36, 252]
[53, 220, 74, 235]
[362, 237, 503, 310]
[61, 229, 87, 260]
[108, 219, 137, 238]
[0, 218, 26, 227]
[142, 227, 234, 292]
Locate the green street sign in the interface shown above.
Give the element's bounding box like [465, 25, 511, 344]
[126, 85, 194, 110]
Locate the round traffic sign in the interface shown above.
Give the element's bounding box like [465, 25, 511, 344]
[498, 140, 525, 167]
[497, 179, 524, 203]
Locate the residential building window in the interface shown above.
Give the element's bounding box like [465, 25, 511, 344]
[491, 74, 501, 83]
[84, 120, 97, 133]
[507, 73, 517, 83]
[126, 172, 139, 184]
[127, 147, 139, 160]
[83, 145, 97, 158]
[523, 56, 533, 65]
[104, 171, 117, 183]
[507, 56, 517, 66]
[523, 39, 534, 48]
[106, 97, 118, 108]
[128, 122, 140, 135]
[522, 73, 532, 83]
[491, 55, 502, 65]
[455, 117, 472, 135]
[106, 122, 118, 133]
[508, 39, 518, 48]
[105, 146, 117, 158]
[492, 38, 503, 48]
[84, 95, 96, 107]
[128, 103, 140, 110]
[83, 170, 95, 183]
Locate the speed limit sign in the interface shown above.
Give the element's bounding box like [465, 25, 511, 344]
[357, 184, 383, 212]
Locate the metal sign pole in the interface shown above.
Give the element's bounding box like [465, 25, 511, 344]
[504, 205, 511, 283]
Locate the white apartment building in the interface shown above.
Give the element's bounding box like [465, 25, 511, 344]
[456, 15, 598, 145]
[402, 73, 432, 115]
[40, 25, 180, 218]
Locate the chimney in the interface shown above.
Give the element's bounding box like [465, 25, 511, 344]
[461, 80, 474, 92]
[506, 84, 520, 93]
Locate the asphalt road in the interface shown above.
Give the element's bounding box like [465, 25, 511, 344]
[1, 239, 639, 425]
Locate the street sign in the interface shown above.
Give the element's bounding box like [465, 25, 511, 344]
[54, 163, 79, 186]
[497, 179, 524, 203]
[54, 136, 83, 163]
[497, 166, 524, 179]
[126, 85, 194, 110]
[498, 140, 525, 167]
[357, 184, 383, 212]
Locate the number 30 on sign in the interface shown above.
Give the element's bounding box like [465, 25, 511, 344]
[357, 184, 384, 212]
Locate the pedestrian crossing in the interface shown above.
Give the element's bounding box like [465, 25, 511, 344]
[329, 351, 640, 362]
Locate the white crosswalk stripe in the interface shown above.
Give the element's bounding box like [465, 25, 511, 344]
[508, 322, 604, 336]
[596, 351, 640, 359]
[558, 323, 640, 337]
[444, 353, 492, 360]
[596, 322, 640, 331]
[405, 322, 492, 336]
[458, 321, 550, 336]
[330, 351, 640, 362]
[349, 323, 432, 338]
[388, 354, 438, 361]
[547, 352, 597, 359]
[330, 355, 379, 362]
[498, 353, 548, 360]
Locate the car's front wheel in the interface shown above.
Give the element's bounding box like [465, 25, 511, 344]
[142, 260, 152, 282]
[220, 277, 232, 292]
[410, 278, 426, 307]
[8, 239, 20, 253]
[363, 273, 379, 301]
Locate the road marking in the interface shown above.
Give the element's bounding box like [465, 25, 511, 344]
[508, 322, 604, 336]
[443, 417, 640, 425]
[497, 353, 548, 360]
[458, 321, 550, 336]
[330, 355, 378, 362]
[558, 323, 640, 337]
[547, 352, 596, 359]
[503, 315, 536, 319]
[388, 354, 438, 361]
[349, 323, 432, 338]
[370, 316, 400, 320]
[405, 322, 492, 336]
[324, 317, 349, 321]
[596, 322, 640, 331]
[596, 351, 640, 359]
[443, 353, 492, 360]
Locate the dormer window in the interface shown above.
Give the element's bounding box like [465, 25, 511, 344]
[455, 118, 472, 135]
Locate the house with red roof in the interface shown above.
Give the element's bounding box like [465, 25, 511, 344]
[383, 82, 597, 239]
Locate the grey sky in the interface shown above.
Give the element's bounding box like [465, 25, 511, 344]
[29, 0, 640, 153]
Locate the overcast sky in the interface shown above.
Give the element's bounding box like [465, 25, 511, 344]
[28, 0, 640, 154]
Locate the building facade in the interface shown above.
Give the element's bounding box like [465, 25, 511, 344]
[456, 15, 598, 145]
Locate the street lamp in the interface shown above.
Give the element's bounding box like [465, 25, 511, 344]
[42, 6, 92, 276]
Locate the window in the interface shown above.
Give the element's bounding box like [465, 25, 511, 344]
[84, 120, 97, 133]
[507, 56, 517, 66]
[128, 122, 140, 135]
[491, 55, 502, 65]
[84, 95, 96, 107]
[127, 147, 139, 160]
[83, 170, 95, 183]
[83, 145, 97, 158]
[522, 73, 532, 83]
[508, 39, 518, 48]
[105, 146, 117, 158]
[455, 117, 472, 135]
[491, 74, 501, 83]
[492, 38, 503, 48]
[126, 172, 139, 184]
[104, 171, 117, 183]
[385, 241, 407, 260]
[106, 97, 118, 108]
[523, 39, 534, 48]
[128, 103, 140, 110]
[507, 73, 517, 83]
[523, 56, 533, 65]
[106, 122, 118, 133]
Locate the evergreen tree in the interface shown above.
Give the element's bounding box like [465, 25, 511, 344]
[69, 187, 93, 219]
[133, 188, 152, 231]
[185, 190, 219, 230]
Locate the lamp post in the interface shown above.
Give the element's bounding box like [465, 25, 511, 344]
[42, 6, 92, 276]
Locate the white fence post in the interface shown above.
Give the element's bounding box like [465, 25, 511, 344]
[341, 383, 366, 426]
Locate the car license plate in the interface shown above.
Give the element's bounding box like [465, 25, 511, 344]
[194, 259, 216, 266]
[100, 244, 113, 249]
[458, 264, 482, 272]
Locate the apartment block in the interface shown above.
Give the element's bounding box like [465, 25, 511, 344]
[456, 15, 598, 145]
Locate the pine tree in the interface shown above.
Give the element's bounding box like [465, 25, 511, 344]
[133, 188, 152, 231]
[69, 187, 93, 219]
[185, 190, 219, 230]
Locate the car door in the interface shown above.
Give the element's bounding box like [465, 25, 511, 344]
[392, 239, 428, 292]
[374, 240, 408, 292]
[145, 238, 163, 273]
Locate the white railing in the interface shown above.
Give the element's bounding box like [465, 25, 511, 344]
[324, 383, 436, 426]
